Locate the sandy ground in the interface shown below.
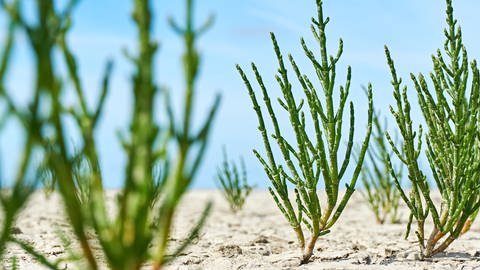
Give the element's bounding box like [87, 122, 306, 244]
[3, 190, 480, 269]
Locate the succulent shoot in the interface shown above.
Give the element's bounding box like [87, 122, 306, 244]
[237, 0, 373, 263]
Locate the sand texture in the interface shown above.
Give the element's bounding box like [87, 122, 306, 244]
[3, 190, 480, 269]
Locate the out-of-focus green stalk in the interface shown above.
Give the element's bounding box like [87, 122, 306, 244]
[23, 1, 98, 267]
[152, 0, 219, 267]
[215, 147, 253, 213]
[359, 110, 402, 224]
[0, 1, 90, 268]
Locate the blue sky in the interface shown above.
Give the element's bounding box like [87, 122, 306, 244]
[1, 0, 479, 188]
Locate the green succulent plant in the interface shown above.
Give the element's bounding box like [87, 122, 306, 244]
[216, 147, 253, 213]
[385, 0, 480, 258]
[237, 0, 373, 263]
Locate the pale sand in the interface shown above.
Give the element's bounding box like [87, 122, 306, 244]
[3, 190, 480, 269]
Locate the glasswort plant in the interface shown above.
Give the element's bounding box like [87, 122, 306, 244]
[0, 0, 220, 269]
[0, 1, 73, 268]
[216, 147, 253, 213]
[385, 0, 480, 258]
[0, 3, 28, 264]
[237, 0, 373, 264]
[0, 0, 108, 267]
[359, 110, 402, 224]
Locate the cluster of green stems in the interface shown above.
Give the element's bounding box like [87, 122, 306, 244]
[385, 0, 480, 258]
[215, 147, 253, 213]
[0, 0, 219, 269]
[359, 109, 402, 224]
[238, 0, 373, 263]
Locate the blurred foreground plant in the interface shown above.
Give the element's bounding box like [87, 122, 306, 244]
[359, 110, 402, 224]
[0, 2, 49, 268]
[237, 0, 373, 264]
[215, 147, 253, 213]
[385, 0, 480, 258]
[0, 0, 220, 269]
